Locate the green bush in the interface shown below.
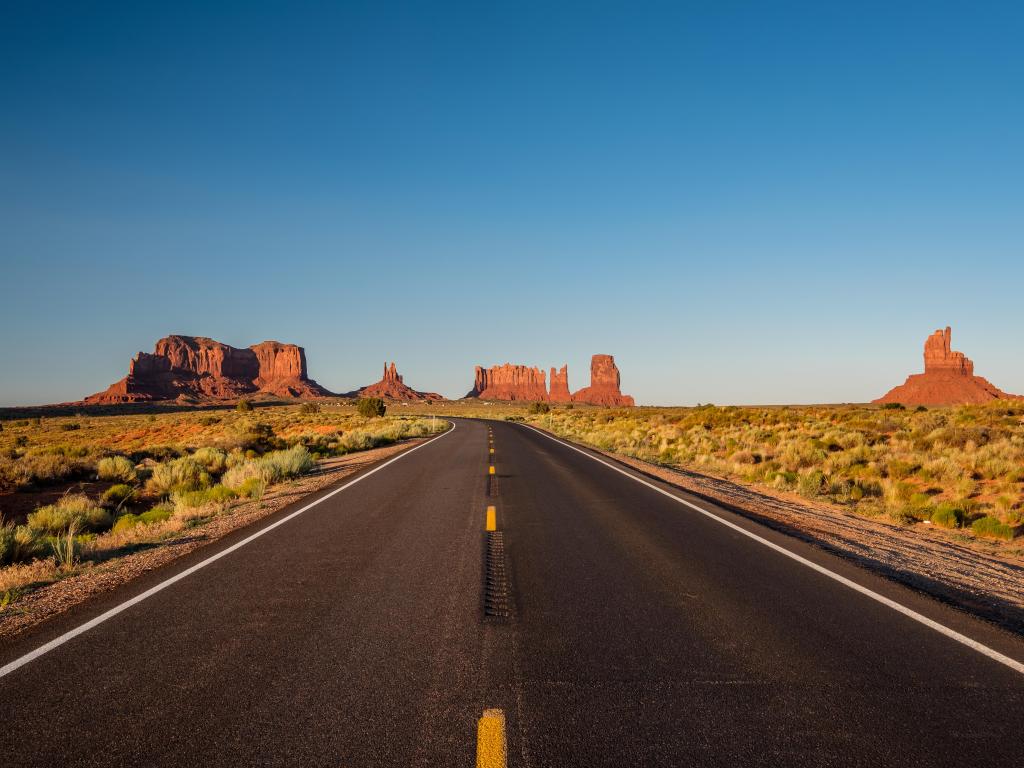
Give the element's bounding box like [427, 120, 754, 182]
[528, 402, 551, 415]
[971, 516, 1015, 541]
[0, 520, 14, 566]
[300, 402, 321, 415]
[28, 494, 112, 534]
[221, 460, 268, 491]
[930, 503, 963, 529]
[146, 457, 212, 497]
[60, 422, 81, 431]
[101, 484, 135, 509]
[238, 477, 266, 499]
[112, 505, 173, 532]
[236, 399, 253, 412]
[357, 397, 387, 418]
[881, 403, 905, 411]
[97, 455, 137, 483]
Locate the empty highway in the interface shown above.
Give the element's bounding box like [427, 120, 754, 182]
[1, 418, 1022, 767]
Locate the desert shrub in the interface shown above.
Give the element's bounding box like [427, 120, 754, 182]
[529, 402, 551, 415]
[229, 420, 277, 451]
[111, 504, 174, 533]
[300, 402, 321, 415]
[797, 470, 824, 498]
[97, 455, 138, 483]
[101, 484, 135, 509]
[357, 397, 386, 418]
[15, 435, 28, 448]
[221, 460, 269, 491]
[60, 422, 81, 431]
[970, 516, 1015, 541]
[28, 494, 112, 534]
[237, 477, 266, 500]
[146, 457, 212, 497]
[259, 446, 315, 482]
[931, 503, 963, 529]
[191, 447, 228, 475]
[236, 399, 253, 412]
[0, 519, 15, 566]
[112, 513, 140, 533]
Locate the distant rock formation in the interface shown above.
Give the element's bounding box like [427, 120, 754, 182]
[466, 355, 634, 405]
[346, 362, 445, 402]
[874, 327, 1020, 406]
[572, 354, 635, 407]
[86, 335, 333, 403]
[549, 365, 572, 403]
[467, 364, 549, 401]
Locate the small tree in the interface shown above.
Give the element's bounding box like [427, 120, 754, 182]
[528, 401, 550, 415]
[300, 402, 321, 415]
[357, 397, 386, 418]
[236, 399, 253, 412]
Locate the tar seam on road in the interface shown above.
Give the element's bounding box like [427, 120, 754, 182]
[0, 422, 458, 681]
[521, 424, 1024, 676]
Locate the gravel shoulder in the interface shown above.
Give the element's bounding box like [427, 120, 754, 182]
[0, 439, 428, 641]
[551, 432, 1024, 634]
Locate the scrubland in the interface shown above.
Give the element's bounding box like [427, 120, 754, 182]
[0, 403, 447, 607]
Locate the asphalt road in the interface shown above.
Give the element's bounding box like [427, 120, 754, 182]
[1, 418, 1022, 766]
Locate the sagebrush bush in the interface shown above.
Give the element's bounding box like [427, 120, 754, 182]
[28, 494, 112, 534]
[191, 447, 228, 475]
[259, 446, 315, 482]
[146, 457, 212, 497]
[97, 455, 137, 483]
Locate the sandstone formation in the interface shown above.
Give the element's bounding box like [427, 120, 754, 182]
[874, 327, 1020, 406]
[346, 362, 445, 402]
[572, 354, 635, 407]
[549, 366, 572, 403]
[466, 355, 634, 405]
[86, 335, 333, 403]
[467, 364, 549, 401]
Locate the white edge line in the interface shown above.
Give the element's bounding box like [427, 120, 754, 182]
[520, 423, 1024, 676]
[0, 422, 457, 680]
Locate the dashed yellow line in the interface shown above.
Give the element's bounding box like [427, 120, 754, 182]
[489, 465, 495, 475]
[475, 708, 507, 768]
[486, 505, 496, 531]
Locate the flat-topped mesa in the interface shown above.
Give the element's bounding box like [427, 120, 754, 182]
[572, 354, 635, 407]
[874, 326, 1020, 406]
[924, 327, 974, 375]
[549, 365, 572, 403]
[86, 335, 333, 403]
[467, 364, 549, 401]
[346, 362, 444, 402]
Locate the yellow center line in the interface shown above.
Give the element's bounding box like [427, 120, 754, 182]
[485, 505, 496, 531]
[475, 708, 507, 768]
[489, 465, 495, 475]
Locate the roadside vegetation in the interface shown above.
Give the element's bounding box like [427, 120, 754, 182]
[515, 403, 1023, 544]
[0, 404, 448, 608]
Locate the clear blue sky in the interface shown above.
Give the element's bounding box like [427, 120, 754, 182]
[2, 1, 1022, 406]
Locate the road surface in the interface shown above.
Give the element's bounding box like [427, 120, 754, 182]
[1, 418, 1022, 766]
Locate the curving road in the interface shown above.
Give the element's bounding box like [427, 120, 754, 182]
[0, 418, 1022, 766]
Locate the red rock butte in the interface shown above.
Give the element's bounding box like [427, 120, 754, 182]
[874, 326, 1020, 406]
[467, 354, 634, 406]
[345, 362, 445, 402]
[86, 335, 334, 403]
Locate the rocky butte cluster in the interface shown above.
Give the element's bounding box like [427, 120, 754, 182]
[86, 335, 334, 403]
[874, 326, 1020, 406]
[346, 362, 444, 402]
[467, 354, 634, 406]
